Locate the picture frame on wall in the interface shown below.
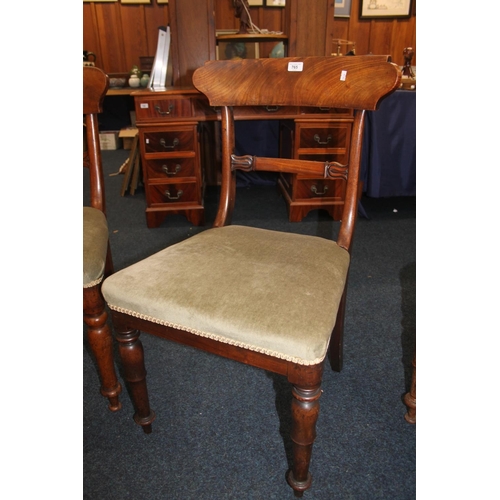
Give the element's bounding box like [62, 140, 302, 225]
[157, 0, 168, 4]
[248, 0, 264, 6]
[265, 0, 285, 7]
[120, 0, 151, 3]
[334, 0, 352, 18]
[360, 0, 412, 19]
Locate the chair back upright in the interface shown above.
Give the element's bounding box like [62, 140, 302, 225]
[193, 55, 401, 252]
[84, 66, 109, 214]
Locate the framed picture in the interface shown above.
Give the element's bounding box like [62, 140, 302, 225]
[265, 0, 285, 7]
[334, 0, 352, 18]
[120, 0, 151, 3]
[360, 0, 412, 19]
[157, 0, 168, 3]
[248, 0, 264, 6]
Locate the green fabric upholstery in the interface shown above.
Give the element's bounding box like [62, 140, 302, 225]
[83, 207, 109, 288]
[102, 225, 350, 365]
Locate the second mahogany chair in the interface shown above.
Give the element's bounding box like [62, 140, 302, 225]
[83, 66, 122, 412]
[102, 56, 401, 496]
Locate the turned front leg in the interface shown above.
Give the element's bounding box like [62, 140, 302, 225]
[115, 325, 155, 434]
[84, 285, 122, 411]
[286, 384, 322, 497]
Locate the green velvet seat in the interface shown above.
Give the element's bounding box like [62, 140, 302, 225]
[83, 207, 109, 288]
[103, 225, 350, 365]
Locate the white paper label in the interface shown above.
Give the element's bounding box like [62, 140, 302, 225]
[288, 62, 304, 72]
[340, 70, 347, 81]
[140, 103, 149, 108]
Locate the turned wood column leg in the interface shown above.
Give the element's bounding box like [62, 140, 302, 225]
[404, 356, 416, 424]
[84, 286, 122, 412]
[286, 383, 322, 497]
[114, 324, 156, 434]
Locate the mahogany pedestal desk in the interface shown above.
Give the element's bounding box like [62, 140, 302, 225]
[132, 87, 354, 228]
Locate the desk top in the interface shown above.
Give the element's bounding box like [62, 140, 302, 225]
[106, 86, 197, 97]
[106, 87, 139, 96]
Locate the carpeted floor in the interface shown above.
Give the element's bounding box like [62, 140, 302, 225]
[84, 149, 416, 499]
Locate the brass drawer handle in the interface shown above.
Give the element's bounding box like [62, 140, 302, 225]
[160, 137, 180, 149]
[164, 189, 183, 200]
[155, 104, 174, 115]
[161, 164, 181, 175]
[311, 185, 328, 196]
[313, 134, 332, 145]
[264, 106, 280, 112]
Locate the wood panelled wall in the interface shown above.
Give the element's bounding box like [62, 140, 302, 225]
[83, 0, 416, 76]
[333, 0, 416, 66]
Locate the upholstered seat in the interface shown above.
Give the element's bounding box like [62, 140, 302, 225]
[103, 225, 350, 365]
[83, 207, 109, 288]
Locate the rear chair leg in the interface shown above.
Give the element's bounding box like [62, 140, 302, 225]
[114, 325, 156, 433]
[329, 290, 347, 372]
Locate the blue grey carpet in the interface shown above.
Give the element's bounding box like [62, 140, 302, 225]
[84, 149, 416, 499]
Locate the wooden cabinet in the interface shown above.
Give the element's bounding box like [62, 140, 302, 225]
[134, 89, 205, 228]
[278, 110, 354, 222]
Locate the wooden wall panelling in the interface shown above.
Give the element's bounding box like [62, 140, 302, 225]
[169, 0, 216, 86]
[82, 2, 169, 76]
[83, 3, 100, 58]
[390, 17, 416, 65]
[332, 0, 416, 66]
[369, 20, 394, 58]
[95, 3, 128, 74]
[83, 0, 416, 75]
[287, 0, 335, 56]
[120, 5, 151, 71]
[142, 4, 170, 60]
[215, 0, 239, 30]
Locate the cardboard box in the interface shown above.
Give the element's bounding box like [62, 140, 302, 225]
[99, 131, 122, 150]
[119, 127, 139, 150]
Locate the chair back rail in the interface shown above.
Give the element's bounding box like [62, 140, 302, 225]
[192, 55, 399, 110]
[84, 66, 110, 214]
[193, 56, 401, 250]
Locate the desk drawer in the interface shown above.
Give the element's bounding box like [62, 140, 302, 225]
[143, 129, 195, 154]
[233, 105, 299, 118]
[148, 182, 199, 206]
[145, 158, 197, 180]
[297, 153, 348, 170]
[298, 124, 349, 150]
[299, 107, 353, 117]
[136, 98, 192, 121]
[294, 178, 345, 201]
